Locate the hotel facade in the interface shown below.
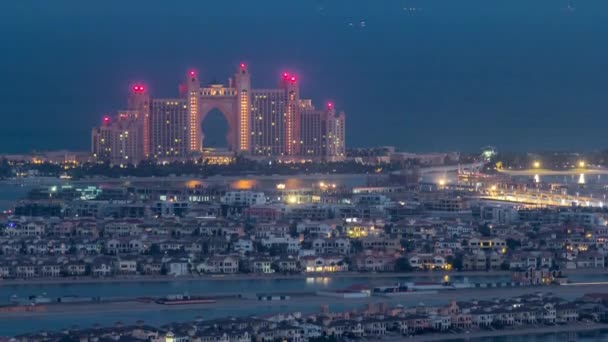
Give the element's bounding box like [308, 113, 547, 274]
[92, 64, 345, 164]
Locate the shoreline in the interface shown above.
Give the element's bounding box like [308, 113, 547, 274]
[0, 172, 371, 187]
[0, 267, 605, 286]
[403, 322, 608, 341]
[1, 270, 512, 286]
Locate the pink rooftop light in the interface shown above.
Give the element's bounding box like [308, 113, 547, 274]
[132, 84, 145, 92]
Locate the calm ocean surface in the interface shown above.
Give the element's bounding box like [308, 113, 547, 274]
[0, 183, 31, 211]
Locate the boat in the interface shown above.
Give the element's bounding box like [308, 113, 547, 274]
[373, 280, 474, 294]
[57, 295, 102, 303]
[10, 294, 101, 305]
[155, 293, 216, 305]
[372, 283, 410, 294]
[9, 294, 52, 305]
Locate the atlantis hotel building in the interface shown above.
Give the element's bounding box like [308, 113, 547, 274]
[92, 64, 345, 164]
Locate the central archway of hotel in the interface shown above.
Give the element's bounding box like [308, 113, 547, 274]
[201, 108, 230, 150]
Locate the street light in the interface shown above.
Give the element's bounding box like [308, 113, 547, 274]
[578, 161, 586, 168]
[533, 161, 540, 169]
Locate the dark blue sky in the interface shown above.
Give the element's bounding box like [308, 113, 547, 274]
[1, 0, 607, 153]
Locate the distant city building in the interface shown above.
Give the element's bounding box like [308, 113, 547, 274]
[250, 89, 288, 156]
[300, 100, 325, 158]
[282, 73, 301, 157]
[127, 84, 150, 158]
[300, 100, 346, 161]
[150, 99, 189, 160]
[91, 111, 142, 165]
[325, 106, 346, 161]
[91, 64, 346, 163]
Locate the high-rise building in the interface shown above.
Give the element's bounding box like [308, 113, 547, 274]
[250, 89, 288, 156]
[127, 84, 150, 158]
[326, 109, 346, 161]
[249, 72, 302, 157]
[150, 99, 189, 159]
[300, 100, 346, 161]
[235, 63, 251, 152]
[91, 111, 142, 165]
[300, 100, 325, 158]
[281, 73, 300, 156]
[91, 118, 113, 161]
[186, 70, 201, 153]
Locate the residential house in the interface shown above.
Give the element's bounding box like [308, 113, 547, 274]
[408, 253, 447, 270]
[140, 258, 163, 275]
[14, 262, 37, 278]
[91, 258, 113, 277]
[575, 251, 605, 268]
[251, 258, 274, 274]
[463, 253, 487, 271]
[63, 261, 87, 276]
[362, 318, 387, 337]
[39, 263, 61, 277]
[312, 237, 351, 255]
[275, 258, 300, 273]
[353, 253, 397, 272]
[361, 235, 401, 252]
[233, 239, 254, 256]
[556, 303, 579, 322]
[105, 238, 145, 254]
[301, 255, 348, 273]
[196, 255, 239, 274]
[166, 258, 190, 276]
[114, 257, 138, 274]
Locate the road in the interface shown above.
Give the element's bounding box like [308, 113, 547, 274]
[499, 167, 608, 177]
[479, 190, 604, 207]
